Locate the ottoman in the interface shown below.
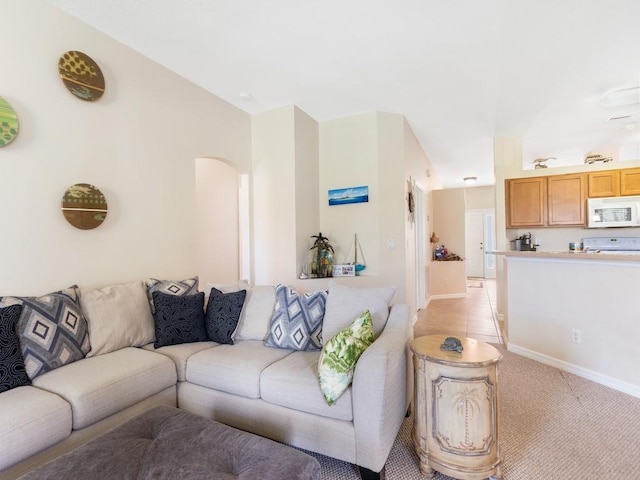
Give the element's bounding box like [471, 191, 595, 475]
[18, 406, 321, 479]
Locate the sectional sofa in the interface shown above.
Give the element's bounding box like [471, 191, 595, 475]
[0, 278, 412, 480]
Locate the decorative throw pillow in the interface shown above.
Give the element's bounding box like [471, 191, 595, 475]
[0, 286, 91, 379]
[0, 304, 31, 393]
[264, 284, 327, 351]
[205, 288, 247, 344]
[322, 281, 396, 343]
[318, 309, 375, 406]
[80, 281, 155, 357]
[145, 276, 199, 313]
[152, 291, 207, 348]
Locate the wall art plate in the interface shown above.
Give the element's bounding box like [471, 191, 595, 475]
[58, 51, 105, 101]
[61, 183, 108, 230]
[0, 96, 19, 147]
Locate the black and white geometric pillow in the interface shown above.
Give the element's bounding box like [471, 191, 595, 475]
[145, 276, 199, 314]
[0, 286, 91, 379]
[264, 284, 327, 351]
[0, 304, 31, 393]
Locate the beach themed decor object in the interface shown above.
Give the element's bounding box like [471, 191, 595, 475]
[58, 51, 105, 101]
[328, 185, 368, 206]
[61, 183, 108, 230]
[0, 96, 19, 147]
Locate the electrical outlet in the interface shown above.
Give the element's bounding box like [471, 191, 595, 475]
[571, 328, 582, 344]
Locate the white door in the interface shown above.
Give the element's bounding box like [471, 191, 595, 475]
[465, 211, 485, 277]
[465, 209, 496, 279]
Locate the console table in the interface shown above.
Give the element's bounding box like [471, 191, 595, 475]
[411, 335, 502, 480]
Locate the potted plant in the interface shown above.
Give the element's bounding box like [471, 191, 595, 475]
[310, 232, 334, 278]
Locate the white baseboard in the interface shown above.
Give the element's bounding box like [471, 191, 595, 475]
[507, 343, 640, 400]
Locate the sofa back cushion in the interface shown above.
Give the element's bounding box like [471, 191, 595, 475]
[80, 281, 155, 357]
[0, 286, 90, 379]
[321, 281, 396, 344]
[234, 285, 276, 341]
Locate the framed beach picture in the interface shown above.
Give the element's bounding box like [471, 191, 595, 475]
[328, 185, 369, 206]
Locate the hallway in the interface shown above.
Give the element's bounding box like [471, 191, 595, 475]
[413, 278, 502, 344]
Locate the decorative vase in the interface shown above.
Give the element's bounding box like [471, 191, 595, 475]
[316, 247, 334, 278]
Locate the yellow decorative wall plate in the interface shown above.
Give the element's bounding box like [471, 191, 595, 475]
[0, 96, 19, 147]
[58, 51, 105, 101]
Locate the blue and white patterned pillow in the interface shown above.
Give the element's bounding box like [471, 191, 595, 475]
[264, 284, 327, 351]
[145, 276, 199, 313]
[0, 286, 91, 379]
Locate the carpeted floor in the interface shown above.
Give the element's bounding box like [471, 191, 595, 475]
[309, 346, 640, 480]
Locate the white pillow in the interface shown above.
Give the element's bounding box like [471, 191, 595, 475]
[322, 281, 396, 343]
[80, 281, 155, 357]
[233, 285, 276, 341]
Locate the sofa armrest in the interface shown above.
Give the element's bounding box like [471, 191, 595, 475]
[351, 303, 413, 472]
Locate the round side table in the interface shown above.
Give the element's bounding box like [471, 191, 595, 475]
[411, 335, 503, 480]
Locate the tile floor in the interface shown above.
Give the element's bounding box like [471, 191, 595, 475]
[413, 277, 503, 344]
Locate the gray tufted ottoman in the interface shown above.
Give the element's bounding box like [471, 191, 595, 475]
[19, 406, 321, 479]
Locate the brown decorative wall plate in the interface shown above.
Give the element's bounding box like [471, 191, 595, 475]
[58, 51, 105, 101]
[61, 183, 108, 230]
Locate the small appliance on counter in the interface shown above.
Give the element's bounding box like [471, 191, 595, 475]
[511, 232, 536, 251]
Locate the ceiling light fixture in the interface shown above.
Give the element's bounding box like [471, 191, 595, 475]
[239, 91, 252, 100]
[463, 177, 477, 185]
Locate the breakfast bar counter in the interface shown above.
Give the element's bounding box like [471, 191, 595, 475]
[501, 250, 640, 399]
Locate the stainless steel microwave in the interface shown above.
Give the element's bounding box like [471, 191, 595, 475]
[587, 195, 640, 228]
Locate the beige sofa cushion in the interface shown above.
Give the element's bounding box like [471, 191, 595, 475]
[260, 351, 353, 421]
[32, 347, 176, 430]
[0, 386, 72, 470]
[234, 286, 275, 341]
[322, 281, 396, 342]
[186, 340, 291, 399]
[80, 281, 155, 357]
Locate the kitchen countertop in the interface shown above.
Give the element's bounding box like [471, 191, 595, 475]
[492, 250, 640, 262]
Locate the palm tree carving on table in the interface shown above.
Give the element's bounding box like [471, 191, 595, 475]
[453, 387, 481, 449]
[310, 232, 334, 278]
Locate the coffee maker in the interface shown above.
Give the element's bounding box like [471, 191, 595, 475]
[511, 232, 535, 251]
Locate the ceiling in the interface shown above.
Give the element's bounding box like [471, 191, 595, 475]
[47, 0, 640, 188]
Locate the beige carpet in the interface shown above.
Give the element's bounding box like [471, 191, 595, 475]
[309, 347, 640, 479]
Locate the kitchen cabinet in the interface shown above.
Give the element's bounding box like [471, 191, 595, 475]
[547, 173, 586, 226]
[505, 177, 546, 228]
[588, 170, 620, 197]
[620, 168, 640, 196]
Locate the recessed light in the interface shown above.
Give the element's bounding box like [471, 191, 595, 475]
[463, 177, 477, 185]
[239, 91, 252, 100]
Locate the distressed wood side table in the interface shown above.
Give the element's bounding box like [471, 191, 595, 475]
[411, 335, 503, 480]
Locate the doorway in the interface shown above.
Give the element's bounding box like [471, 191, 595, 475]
[465, 209, 496, 279]
[414, 183, 426, 309]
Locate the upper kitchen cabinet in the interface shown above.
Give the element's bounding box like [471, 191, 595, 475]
[547, 173, 586, 226]
[588, 170, 620, 197]
[620, 168, 640, 196]
[506, 177, 547, 227]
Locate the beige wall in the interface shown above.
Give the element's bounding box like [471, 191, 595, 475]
[1, 1, 251, 295]
[195, 158, 240, 285]
[432, 189, 466, 259]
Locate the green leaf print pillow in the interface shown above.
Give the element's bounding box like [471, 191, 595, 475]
[318, 309, 375, 406]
